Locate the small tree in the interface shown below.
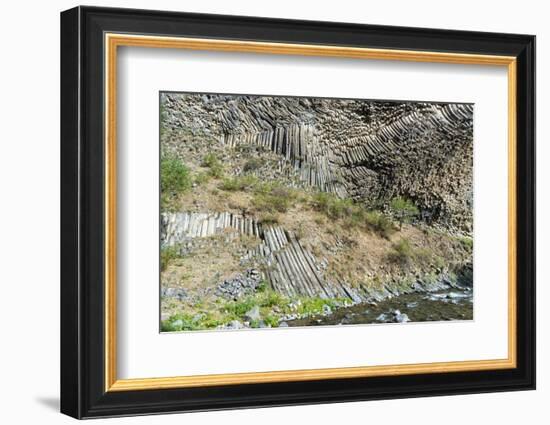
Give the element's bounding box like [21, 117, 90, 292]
[160, 156, 191, 196]
[390, 197, 419, 229]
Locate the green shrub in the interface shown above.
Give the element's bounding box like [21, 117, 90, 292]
[161, 320, 181, 332]
[296, 298, 329, 315]
[311, 192, 395, 237]
[249, 320, 262, 329]
[256, 280, 268, 292]
[295, 297, 346, 316]
[387, 238, 414, 265]
[365, 211, 395, 238]
[160, 246, 180, 271]
[415, 247, 433, 265]
[160, 314, 193, 332]
[457, 236, 473, 252]
[252, 184, 297, 213]
[161, 290, 351, 332]
[161, 312, 221, 332]
[390, 197, 419, 229]
[414, 248, 445, 268]
[263, 315, 280, 328]
[311, 192, 332, 215]
[202, 153, 224, 178]
[160, 156, 191, 196]
[222, 298, 257, 318]
[194, 172, 211, 185]
[329, 199, 355, 220]
[195, 315, 222, 329]
[243, 157, 264, 172]
[433, 255, 446, 269]
[257, 212, 280, 225]
[311, 192, 355, 219]
[202, 153, 217, 167]
[219, 175, 259, 191]
[253, 193, 290, 213]
[259, 291, 285, 308]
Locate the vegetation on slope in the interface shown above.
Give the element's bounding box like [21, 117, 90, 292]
[161, 285, 349, 331]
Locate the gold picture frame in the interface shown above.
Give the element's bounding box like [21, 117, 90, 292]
[104, 33, 517, 392]
[61, 6, 535, 419]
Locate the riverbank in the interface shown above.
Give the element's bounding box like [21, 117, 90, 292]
[160, 267, 473, 332]
[286, 287, 473, 328]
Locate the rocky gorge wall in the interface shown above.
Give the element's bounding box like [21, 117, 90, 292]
[161, 93, 474, 233]
[160, 93, 474, 308]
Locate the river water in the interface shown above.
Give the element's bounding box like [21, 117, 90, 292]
[286, 287, 473, 327]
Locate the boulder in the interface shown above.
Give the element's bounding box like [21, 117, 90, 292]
[395, 313, 410, 323]
[245, 305, 261, 322]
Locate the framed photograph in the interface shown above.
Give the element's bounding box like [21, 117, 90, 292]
[60, 6, 535, 419]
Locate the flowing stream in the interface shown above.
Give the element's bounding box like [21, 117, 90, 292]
[286, 288, 473, 327]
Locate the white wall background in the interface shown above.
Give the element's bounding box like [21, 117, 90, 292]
[0, 0, 545, 423]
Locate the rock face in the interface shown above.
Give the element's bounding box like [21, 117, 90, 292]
[161, 211, 353, 299]
[216, 269, 262, 299]
[160, 93, 474, 307]
[162, 93, 473, 232]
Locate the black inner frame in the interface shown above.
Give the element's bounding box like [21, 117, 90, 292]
[60, 6, 535, 419]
